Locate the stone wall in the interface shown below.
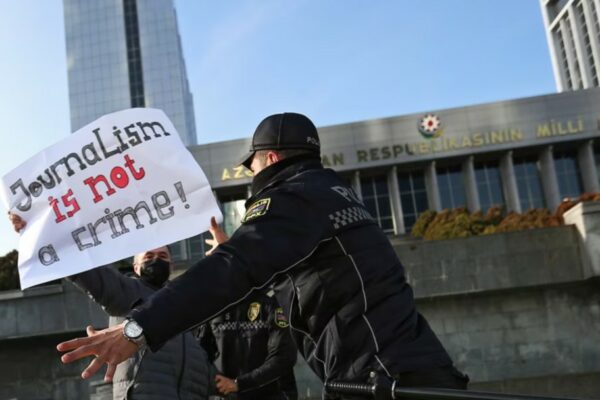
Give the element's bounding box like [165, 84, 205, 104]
[0, 333, 96, 400]
[1, 226, 599, 399]
[398, 226, 600, 399]
[0, 281, 107, 399]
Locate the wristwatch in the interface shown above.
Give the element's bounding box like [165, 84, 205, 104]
[122, 318, 147, 348]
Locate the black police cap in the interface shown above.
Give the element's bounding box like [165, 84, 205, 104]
[238, 112, 321, 168]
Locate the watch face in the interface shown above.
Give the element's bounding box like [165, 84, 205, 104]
[124, 320, 143, 338]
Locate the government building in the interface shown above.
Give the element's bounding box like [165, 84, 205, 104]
[170, 87, 600, 263]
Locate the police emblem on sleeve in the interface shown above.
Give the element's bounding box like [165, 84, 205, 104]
[242, 198, 271, 223]
[274, 307, 289, 328]
[248, 302, 261, 321]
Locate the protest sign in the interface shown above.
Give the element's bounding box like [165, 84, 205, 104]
[0, 108, 222, 289]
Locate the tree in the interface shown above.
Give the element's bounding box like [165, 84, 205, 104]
[0, 250, 20, 291]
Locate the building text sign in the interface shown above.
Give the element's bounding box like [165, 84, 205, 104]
[0, 108, 222, 289]
[217, 113, 593, 183]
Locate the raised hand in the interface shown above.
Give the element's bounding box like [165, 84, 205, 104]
[56, 323, 139, 382]
[204, 216, 229, 256]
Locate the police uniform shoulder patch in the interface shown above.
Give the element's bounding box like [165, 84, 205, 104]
[242, 198, 271, 223]
[274, 307, 289, 328]
[248, 302, 261, 321]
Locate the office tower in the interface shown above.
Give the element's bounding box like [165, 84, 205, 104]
[540, 0, 600, 91]
[63, 0, 197, 145]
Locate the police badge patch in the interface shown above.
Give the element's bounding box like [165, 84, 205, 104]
[242, 198, 271, 223]
[248, 302, 261, 321]
[274, 307, 289, 328]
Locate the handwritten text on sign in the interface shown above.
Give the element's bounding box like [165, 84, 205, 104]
[0, 108, 222, 289]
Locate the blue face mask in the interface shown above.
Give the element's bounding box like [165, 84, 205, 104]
[139, 258, 170, 288]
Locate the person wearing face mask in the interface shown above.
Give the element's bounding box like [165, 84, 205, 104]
[8, 213, 217, 400]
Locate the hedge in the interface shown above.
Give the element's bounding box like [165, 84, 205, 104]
[411, 192, 600, 240]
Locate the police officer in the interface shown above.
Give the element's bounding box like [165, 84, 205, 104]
[58, 112, 468, 393]
[197, 289, 297, 400]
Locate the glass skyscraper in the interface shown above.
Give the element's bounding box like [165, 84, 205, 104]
[540, 0, 600, 92]
[63, 0, 197, 145]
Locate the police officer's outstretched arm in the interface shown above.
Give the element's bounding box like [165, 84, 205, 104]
[236, 308, 298, 393]
[129, 189, 328, 352]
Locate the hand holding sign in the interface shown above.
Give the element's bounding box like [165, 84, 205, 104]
[0, 108, 222, 289]
[8, 212, 26, 233]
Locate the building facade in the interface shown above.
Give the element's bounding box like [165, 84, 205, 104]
[541, 0, 600, 91]
[63, 0, 197, 145]
[171, 88, 600, 263]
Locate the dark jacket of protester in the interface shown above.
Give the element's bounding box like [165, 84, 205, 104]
[197, 291, 297, 400]
[71, 267, 216, 400]
[131, 154, 462, 386]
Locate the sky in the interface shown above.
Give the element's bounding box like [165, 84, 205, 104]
[0, 0, 555, 255]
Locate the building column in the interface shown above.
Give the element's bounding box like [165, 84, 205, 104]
[462, 156, 480, 212]
[388, 166, 405, 234]
[540, 146, 561, 210]
[351, 171, 362, 200]
[578, 140, 600, 192]
[500, 151, 521, 213]
[424, 161, 441, 211]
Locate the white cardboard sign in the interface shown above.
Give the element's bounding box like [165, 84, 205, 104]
[0, 108, 222, 289]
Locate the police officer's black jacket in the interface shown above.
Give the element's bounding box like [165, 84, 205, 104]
[197, 291, 297, 400]
[131, 155, 453, 382]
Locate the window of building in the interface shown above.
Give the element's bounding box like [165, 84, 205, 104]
[577, 0, 599, 86]
[188, 233, 208, 261]
[397, 170, 428, 232]
[475, 161, 505, 212]
[360, 175, 394, 234]
[555, 27, 573, 89]
[169, 240, 187, 264]
[565, 14, 583, 89]
[591, 0, 600, 58]
[554, 151, 584, 200]
[437, 165, 466, 210]
[514, 156, 546, 210]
